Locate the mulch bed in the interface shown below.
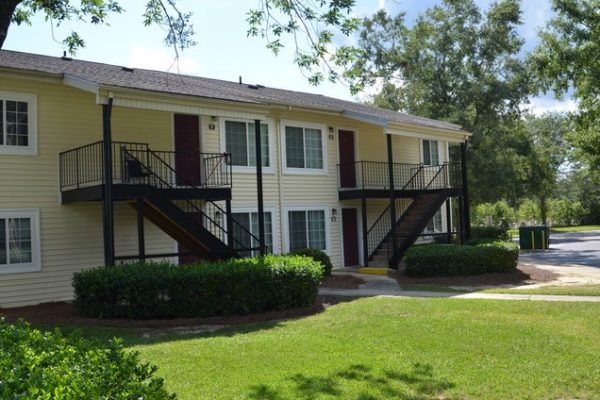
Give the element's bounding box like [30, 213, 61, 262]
[320, 274, 366, 289]
[393, 264, 557, 287]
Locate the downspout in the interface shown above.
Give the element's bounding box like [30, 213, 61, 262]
[255, 119, 266, 255]
[102, 97, 115, 265]
[460, 140, 471, 241]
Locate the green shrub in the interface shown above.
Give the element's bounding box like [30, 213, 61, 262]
[0, 319, 175, 399]
[289, 248, 333, 276]
[73, 255, 323, 319]
[404, 241, 519, 277]
[469, 226, 510, 244]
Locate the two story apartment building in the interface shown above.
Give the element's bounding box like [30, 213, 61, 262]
[0, 50, 470, 307]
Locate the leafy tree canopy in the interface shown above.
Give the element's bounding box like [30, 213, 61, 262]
[346, 0, 532, 203]
[0, 0, 360, 85]
[530, 0, 600, 170]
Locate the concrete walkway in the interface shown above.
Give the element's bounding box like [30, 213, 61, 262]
[320, 273, 600, 303]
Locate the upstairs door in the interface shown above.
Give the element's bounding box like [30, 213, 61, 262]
[338, 130, 356, 188]
[174, 114, 201, 186]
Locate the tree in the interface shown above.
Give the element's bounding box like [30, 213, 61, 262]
[346, 0, 532, 203]
[1, 0, 359, 85]
[530, 0, 600, 170]
[523, 113, 572, 224]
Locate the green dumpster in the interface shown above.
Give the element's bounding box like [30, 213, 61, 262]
[519, 226, 550, 250]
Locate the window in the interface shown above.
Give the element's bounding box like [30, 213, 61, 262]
[422, 140, 440, 165]
[282, 121, 327, 173]
[288, 209, 326, 251]
[0, 210, 40, 273]
[0, 92, 37, 155]
[231, 211, 273, 256]
[425, 209, 443, 233]
[224, 120, 270, 168]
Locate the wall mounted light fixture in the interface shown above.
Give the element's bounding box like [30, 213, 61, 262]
[331, 208, 337, 222]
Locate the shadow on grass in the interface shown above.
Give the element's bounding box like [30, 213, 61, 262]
[247, 363, 454, 400]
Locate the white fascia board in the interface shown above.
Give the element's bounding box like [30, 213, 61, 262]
[97, 86, 268, 120]
[63, 74, 99, 95]
[385, 125, 470, 143]
[341, 110, 389, 127]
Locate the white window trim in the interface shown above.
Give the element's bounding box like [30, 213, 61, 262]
[0, 209, 41, 274]
[0, 91, 38, 156]
[283, 205, 330, 254]
[229, 206, 279, 254]
[281, 119, 328, 176]
[423, 208, 444, 234]
[219, 117, 275, 174]
[420, 139, 441, 166]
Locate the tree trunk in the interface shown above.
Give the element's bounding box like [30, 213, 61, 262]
[0, 0, 22, 49]
[539, 194, 547, 225]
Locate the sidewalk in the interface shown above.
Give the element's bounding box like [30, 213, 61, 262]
[320, 273, 600, 303]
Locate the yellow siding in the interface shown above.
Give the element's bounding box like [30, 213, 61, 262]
[0, 76, 175, 307]
[1, 71, 459, 307]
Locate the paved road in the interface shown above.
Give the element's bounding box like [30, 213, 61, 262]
[519, 230, 600, 268]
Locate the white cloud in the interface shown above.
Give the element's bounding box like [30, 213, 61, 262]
[524, 95, 579, 116]
[378, 0, 386, 10]
[127, 46, 201, 75]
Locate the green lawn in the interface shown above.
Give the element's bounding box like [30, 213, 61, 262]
[552, 225, 600, 233]
[483, 284, 600, 296]
[76, 297, 600, 399]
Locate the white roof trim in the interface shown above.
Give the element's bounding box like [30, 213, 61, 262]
[385, 126, 469, 143]
[63, 74, 99, 94]
[341, 110, 388, 127]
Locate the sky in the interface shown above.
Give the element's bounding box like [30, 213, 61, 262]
[3, 0, 576, 115]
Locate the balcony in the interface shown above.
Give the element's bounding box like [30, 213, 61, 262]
[337, 161, 463, 200]
[59, 141, 232, 203]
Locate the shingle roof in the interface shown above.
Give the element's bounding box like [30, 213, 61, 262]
[0, 50, 466, 133]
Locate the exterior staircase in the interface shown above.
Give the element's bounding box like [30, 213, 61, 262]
[368, 191, 449, 268]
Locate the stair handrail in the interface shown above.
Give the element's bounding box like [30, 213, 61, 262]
[123, 148, 261, 253]
[364, 164, 427, 258]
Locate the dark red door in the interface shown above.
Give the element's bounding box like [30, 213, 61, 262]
[342, 208, 359, 266]
[338, 130, 356, 188]
[174, 114, 201, 186]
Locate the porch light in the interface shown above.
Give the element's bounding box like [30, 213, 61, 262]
[331, 208, 337, 222]
[215, 210, 221, 224]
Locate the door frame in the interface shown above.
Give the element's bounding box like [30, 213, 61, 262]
[336, 128, 359, 188]
[171, 113, 203, 187]
[340, 205, 363, 267]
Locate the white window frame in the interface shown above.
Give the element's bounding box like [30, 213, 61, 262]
[283, 205, 330, 253]
[219, 118, 275, 174]
[0, 91, 38, 156]
[421, 139, 441, 166]
[424, 208, 444, 234]
[229, 206, 279, 254]
[0, 209, 41, 274]
[281, 120, 328, 176]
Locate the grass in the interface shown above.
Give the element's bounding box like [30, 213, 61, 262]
[399, 283, 467, 293]
[483, 284, 600, 296]
[552, 225, 600, 233]
[73, 297, 600, 400]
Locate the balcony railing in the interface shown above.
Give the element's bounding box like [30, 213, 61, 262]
[59, 141, 231, 191]
[337, 161, 462, 191]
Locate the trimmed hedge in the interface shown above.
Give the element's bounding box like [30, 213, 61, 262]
[469, 226, 510, 243]
[0, 319, 175, 399]
[73, 255, 323, 319]
[404, 241, 519, 277]
[290, 248, 333, 276]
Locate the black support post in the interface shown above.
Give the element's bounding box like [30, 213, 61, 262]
[460, 142, 471, 241]
[361, 195, 368, 266]
[387, 134, 397, 257]
[136, 199, 146, 262]
[226, 199, 233, 249]
[254, 119, 266, 255]
[102, 98, 115, 266]
[445, 199, 452, 243]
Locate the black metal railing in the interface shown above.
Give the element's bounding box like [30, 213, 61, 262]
[337, 161, 462, 191]
[365, 163, 452, 262]
[122, 149, 261, 254]
[59, 140, 232, 191]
